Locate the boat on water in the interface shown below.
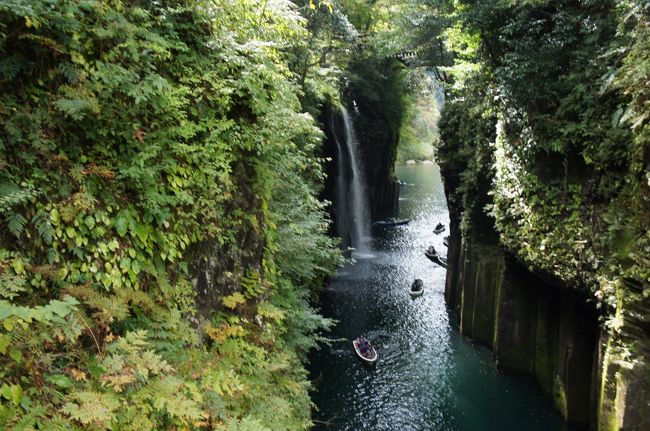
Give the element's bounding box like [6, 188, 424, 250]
[373, 217, 410, 227]
[433, 223, 446, 234]
[443, 236, 449, 247]
[410, 279, 424, 297]
[425, 246, 448, 269]
[353, 338, 378, 364]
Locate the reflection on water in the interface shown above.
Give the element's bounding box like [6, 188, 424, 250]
[309, 164, 570, 431]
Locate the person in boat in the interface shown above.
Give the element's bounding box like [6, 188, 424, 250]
[435, 222, 444, 230]
[411, 279, 423, 291]
[426, 245, 437, 256]
[358, 335, 370, 356]
[358, 335, 368, 348]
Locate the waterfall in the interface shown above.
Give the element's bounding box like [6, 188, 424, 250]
[338, 107, 371, 251]
[333, 121, 350, 247]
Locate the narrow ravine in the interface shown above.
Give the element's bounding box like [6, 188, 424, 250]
[4, 2, 646, 429]
[310, 164, 573, 431]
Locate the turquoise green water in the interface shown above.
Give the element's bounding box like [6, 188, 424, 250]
[309, 164, 575, 431]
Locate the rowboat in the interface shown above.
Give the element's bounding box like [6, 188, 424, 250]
[443, 236, 449, 247]
[425, 246, 448, 269]
[373, 218, 410, 227]
[410, 279, 424, 297]
[353, 339, 378, 364]
[424, 246, 438, 260]
[433, 224, 446, 234]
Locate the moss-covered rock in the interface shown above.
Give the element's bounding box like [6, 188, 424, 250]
[436, 1, 649, 427]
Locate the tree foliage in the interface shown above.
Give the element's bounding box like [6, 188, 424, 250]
[397, 71, 441, 164]
[0, 0, 345, 429]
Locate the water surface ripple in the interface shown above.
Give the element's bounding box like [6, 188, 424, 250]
[310, 164, 570, 431]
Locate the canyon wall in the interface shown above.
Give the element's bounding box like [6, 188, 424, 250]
[438, 94, 649, 430]
[321, 58, 407, 246]
[443, 176, 599, 426]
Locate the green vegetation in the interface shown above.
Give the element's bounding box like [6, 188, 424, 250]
[396, 72, 440, 164]
[432, 0, 649, 320]
[0, 0, 428, 428]
[0, 1, 348, 429]
[2, 0, 646, 428]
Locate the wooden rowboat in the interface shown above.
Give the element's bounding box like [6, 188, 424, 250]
[410, 279, 424, 297]
[353, 339, 378, 364]
[425, 247, 448, 269]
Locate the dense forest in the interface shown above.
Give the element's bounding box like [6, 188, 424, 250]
[1, 0, 648, 430]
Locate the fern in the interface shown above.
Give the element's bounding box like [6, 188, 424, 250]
[140, 376, 203, 424]
[62, 391, 120, 428]
[228, 417, 273, 431]
[0, 55, 22, 81]
[100, 331, 172, 392]
[6, 212, 27, 237]
[58, 61, 80, 84]
[54, 97, 99, 121]
[0, 274, 27, 299]
[0, 182, 39, 214]
[32, 210, 53, 244]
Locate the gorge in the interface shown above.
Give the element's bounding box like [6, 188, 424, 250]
[0, 1, 647, 430]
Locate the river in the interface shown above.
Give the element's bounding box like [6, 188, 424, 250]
[310, 164, 571, 431]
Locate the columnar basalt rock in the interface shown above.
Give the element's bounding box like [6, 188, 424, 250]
[443, 198, 600, 426]
[436, 50, 650, 425]
[438, 116, 602, 427]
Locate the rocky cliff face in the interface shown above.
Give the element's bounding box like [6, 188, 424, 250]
[438, 95, 649, 430]
[344, 72, 402, 219]
[444, 201, 599, 425]
[321, 59, 407, 245]
[343, 58, 407, 220]
[321, 106, 400, 249]
[190, 158, 267, 318]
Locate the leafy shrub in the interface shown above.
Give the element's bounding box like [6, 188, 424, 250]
[0, 1, 341, 429]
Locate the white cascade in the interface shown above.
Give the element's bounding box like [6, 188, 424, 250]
[340, 107, 370, 251]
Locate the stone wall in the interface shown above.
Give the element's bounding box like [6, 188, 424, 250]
[593, 284, 650, 431]
[445, 219, 599, 426]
